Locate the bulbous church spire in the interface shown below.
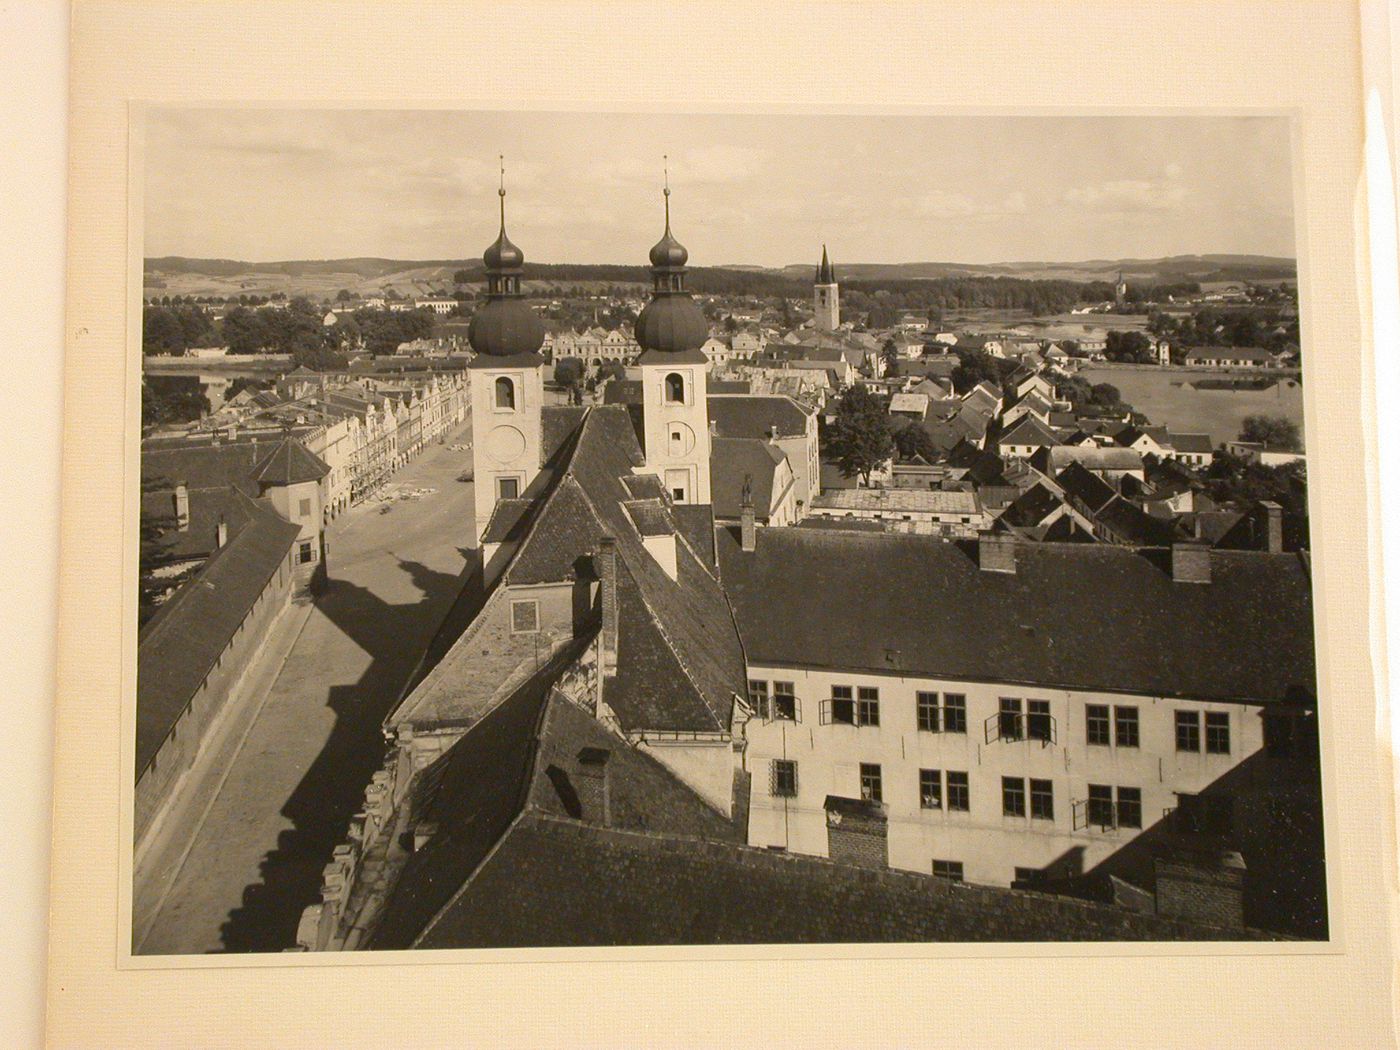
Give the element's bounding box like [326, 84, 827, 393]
[468, 156, 545, 358]
[634, 156, 709, 354]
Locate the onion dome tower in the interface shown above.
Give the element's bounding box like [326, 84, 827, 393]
[636, 158, 712, 506]
[468, 157, 546, 548]
[813, 243, 839, 332]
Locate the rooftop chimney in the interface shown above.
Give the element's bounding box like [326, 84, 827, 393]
[1260, 500, 1284, 554]
[740, 473, 757, 552]
[576, 747, 611, 826]
[978, 531, 1016, 573]
[173, 484, 190, 531]
[596, 537, 618, 676]
[1172, 541, 1212, 584]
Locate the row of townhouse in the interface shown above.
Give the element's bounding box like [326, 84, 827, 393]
[541, 326, 641, 369]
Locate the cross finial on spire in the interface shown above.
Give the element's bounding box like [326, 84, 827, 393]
[498, 154, 506, 229]
[662, 154, 672, 232]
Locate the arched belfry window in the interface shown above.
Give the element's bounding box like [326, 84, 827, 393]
[664, 372, 685, 404]
[495, 376, 516, 410]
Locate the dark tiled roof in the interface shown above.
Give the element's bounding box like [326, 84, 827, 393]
[541, 405, 588, 461]
[998, 483, 1066, 529]
[673, 504, 718, 570]
[479, 498, 534, 544]
[623, 499, 672, 538]
[1095, 496, 1182, 546]
[1056, 461, 1118, 514]
[999, 414, 1059, 448]
[601, 379, 643, 406]
[410, 812, 1277, 948]
[717, 527, 1315, 704]
[1170, 432, 1215, 454]
[250, 437, 330, 486]
[136, 493, 301, 776]
[707, 395, 810, 440]
[711, 437, 785, 519]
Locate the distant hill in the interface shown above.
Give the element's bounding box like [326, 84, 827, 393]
[143, 253, 1295, 300]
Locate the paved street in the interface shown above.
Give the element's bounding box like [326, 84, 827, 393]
[138, 423, 480, 955]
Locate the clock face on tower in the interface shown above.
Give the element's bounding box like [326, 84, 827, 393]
[486, 424, 526, 463]
[667, 422, 696, 457]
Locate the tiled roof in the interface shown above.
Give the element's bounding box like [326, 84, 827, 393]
[717, 527, 1315, 703]
[711, 437, 786, 519]
[811, 488, 980, 515]
[479, 498, 534, 544]
[1041, 446, 1145, 473]
[250, 437, 330, 486]
[136, 492, 301, 776]
[707, 394, 811, 439]
[1056, 461, 1119, 514]
[1170, 432, 1215, 454]
[999, 415, 1060, 448]
[408, 812, 1277, 948]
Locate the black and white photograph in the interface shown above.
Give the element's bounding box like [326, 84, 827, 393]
[128, 107, 1327, 955]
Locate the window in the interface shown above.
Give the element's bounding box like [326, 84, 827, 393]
[494, 376, 515, 410]
[1014, 866, 1046, 886]
[509, 599, 539, 634]
[1205, 712, 1231, 754]
[1027, 699, 1053, 743]
[298, 539, 314, 564]
[770, 759, 798, 798]
[946, 771, 969, 811]
[772, 681, 797, 721]
[298, 497, 312, 518]
[943, 694, 967, 734]
[747, 680, 768, 719]
[919, 769, 942, 809]
[859, 763, 883, 804]
[932, 860, 964, 882]
[999, 697, 1023, 741]
[828, 685, 855, 725]
[857, 687, 880, 727]
[917, 691, 939, 732]
[1002, 776, 1026, 817]
[1114, 705, 1140, 748]
[1030, 778, 1054, 821]
[1086, 704, 1111, 745]
[1175, 710, 1201, 752]
[664, 371, 685, 403]
[1087, 784, 1116, 828]
[497, 476, 520, 500]
[1116, 787, 1143, 829]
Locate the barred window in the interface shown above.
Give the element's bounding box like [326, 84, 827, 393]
[1002, 776, 1026, 817]
[1176, 710, 1201, 752]
[943, 694, 967, 734]
[946, 771, 970, 812]
[1086, 704, 1111, 746]
[916, 691, 939, 732]
[770, 759, 798, 798]
[1115, 705, 1140, 748]
[919, 769, 942, 809]
[1030, 778, 1054, 821]
[1205, 712, 1231, 754]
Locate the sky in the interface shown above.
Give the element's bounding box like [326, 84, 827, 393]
[143, 109, 1296, 267]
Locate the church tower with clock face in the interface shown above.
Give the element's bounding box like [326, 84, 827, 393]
[467, 161, 547, 546]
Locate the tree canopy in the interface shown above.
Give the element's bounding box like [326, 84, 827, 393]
[825, 384, 895, 485]
[1239, 414, 1301, 451]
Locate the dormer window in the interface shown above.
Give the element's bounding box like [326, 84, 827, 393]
[664, 372, 685, 404]
[495, 376, 516, 410]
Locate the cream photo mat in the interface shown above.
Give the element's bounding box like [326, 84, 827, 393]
[51, 1, 1396, 1047]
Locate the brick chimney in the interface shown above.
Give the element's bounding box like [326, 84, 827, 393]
[596, 537, 618, 675]
[1154, 847, 1245, 927]
[824, 795, 888, 870]
[576, 747, 611, 826]
[740, 473, 757, 552]
[1172, 541, 1212, 584]
[1260, 500, 1283, 553]
[978, 531, 1016, 573]
[173, 484, 190, 530]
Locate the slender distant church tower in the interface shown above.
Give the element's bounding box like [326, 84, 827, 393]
[814, 244, 839, 331]
[633, 161, 712, 506]
[467, 158, 547, 546]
